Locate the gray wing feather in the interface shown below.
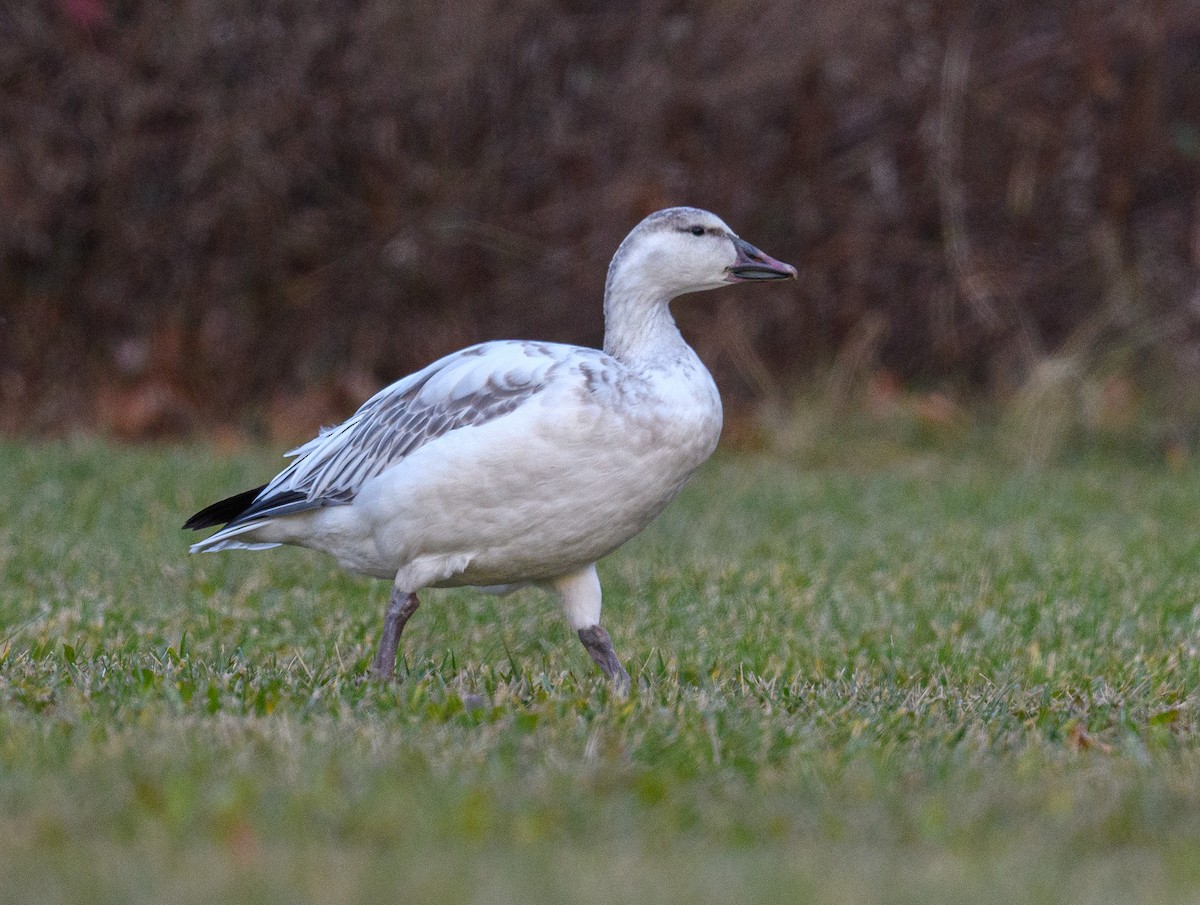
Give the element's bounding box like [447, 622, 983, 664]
[252, 341, 584, 513]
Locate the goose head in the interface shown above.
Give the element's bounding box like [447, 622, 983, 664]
[606, 207, 797, 303]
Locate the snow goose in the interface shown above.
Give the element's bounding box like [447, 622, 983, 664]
[184, 207, 796, 686]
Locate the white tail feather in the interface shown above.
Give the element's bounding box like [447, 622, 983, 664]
[189, 520, 281, 554]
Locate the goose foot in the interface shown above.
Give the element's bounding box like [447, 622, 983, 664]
[577, 625, 631, 691]
[370, 589, 420, 680]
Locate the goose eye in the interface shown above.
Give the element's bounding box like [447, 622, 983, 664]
[690, 225, 705, 236]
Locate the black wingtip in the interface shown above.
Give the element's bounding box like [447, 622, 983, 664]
[183, 484, 268, 530]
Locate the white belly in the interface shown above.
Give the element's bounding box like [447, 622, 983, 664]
[288, 377, 721, 586]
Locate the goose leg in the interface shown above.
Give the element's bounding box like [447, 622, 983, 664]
[370, 588, 420, 679]
[578, 624, 630, 689]
[550, 564, 631, 690]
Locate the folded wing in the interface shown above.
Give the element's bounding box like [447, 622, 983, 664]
[192, 341, 588, 532]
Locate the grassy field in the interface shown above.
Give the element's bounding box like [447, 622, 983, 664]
[2, 435, 1200, 904]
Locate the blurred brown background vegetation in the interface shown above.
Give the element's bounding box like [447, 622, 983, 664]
[2, 0, 1199, 444]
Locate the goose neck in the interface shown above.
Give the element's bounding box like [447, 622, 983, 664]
[602, 287, 688, 365]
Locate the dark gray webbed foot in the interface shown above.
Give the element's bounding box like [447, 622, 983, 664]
[578, 624, 631, 692]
